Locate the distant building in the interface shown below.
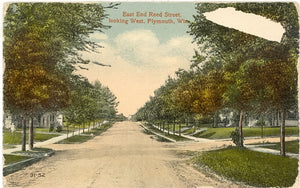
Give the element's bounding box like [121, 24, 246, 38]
[3, 111, 63, 130]
[218, 109, 298, 127]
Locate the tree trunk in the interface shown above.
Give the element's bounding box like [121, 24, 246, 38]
[277, 111, 280, 127]
[22, 116, 26, 151]
[179, 123, 181, 136]
[173, 120, 175, 135]
[195, 120, 198, 133]
[239, 110, 244, 147]
[213, 113, 218, 128]
[280, 109, 286, 157]
[29, 116, 34, 150]
[261, 116, 264, 138]
[167, 123, 170, 135]
[186, 118, 189, 127]
[67, 124, 69, 139]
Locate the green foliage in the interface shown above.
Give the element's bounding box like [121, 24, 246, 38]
[56, 125, 63, 132]
[83, 122, 113, 136]
[49, 123, 55, 132]
[189, 3, 298, 156]
[64, 79, 118, 126]
[135, 4, 298, 153]
[230, 128, 243, 146]
[192, 147, 298, 187]
[57, 122, 113, 143]
[3, 3, 117, 150]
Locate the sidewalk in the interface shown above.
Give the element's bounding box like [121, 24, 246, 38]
[3, 121, 108, 155]
[146, 122, 299, 158]
[245, 144, 299, 159]
[151, 124, 214, 143]
[139, 123, 176, 142]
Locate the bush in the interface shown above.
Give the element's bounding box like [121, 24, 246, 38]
[56, 125, 62, 132]
[230, 128, 243, 146]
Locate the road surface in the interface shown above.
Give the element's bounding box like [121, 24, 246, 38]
[4, 121, 252, 188]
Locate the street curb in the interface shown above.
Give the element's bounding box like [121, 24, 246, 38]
[3, 150, 55, 176]
[138, 123, 176, 142]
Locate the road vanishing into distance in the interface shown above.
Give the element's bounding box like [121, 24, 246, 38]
[4, 121, 252, 188]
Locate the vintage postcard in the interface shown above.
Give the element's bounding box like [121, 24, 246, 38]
[2, 1, 300, 188]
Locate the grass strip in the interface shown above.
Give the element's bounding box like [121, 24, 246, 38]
[3, 154, 32, 165]
[13, 147, 53, 154]
[194, 127, 299, 139]
[55, 135, 92, 144]
[56, 122, 113, 144]
[3, 145, 16, 149]
[147, 126, 190, 141]
[3, 131, 61, 145]
[192, 146, 298, 187]
[260, 140, 299, 154]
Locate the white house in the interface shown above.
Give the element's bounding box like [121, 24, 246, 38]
[3, 112, 63, 130]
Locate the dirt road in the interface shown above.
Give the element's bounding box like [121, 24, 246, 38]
[4, 121, 259, 188]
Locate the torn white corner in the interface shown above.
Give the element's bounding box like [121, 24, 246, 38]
[204, 7, 285, 42]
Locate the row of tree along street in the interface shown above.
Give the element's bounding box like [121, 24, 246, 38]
[3, 3, 120, 151]
[134, 3, 298, 157]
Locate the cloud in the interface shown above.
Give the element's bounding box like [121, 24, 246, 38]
[113, 29, 197, 68]
[113, 30, 161, 67]
[78, 29, 196, 116]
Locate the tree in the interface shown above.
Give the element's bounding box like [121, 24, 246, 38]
[64, 78, 118, 135]
[3, 3, 116, 150]
[232, 3, 299, 155]
[188, 3, 298, 151]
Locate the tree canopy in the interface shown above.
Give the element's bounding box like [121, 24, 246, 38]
[134, 3, 298, 155]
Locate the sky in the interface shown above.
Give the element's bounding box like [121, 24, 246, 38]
[74, 2, 284, 116]
[76, 2, 198, 116]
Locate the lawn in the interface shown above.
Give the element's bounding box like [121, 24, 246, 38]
[3, 131, 61, 145]
[260, 140, 299, 154]
[56, 122, 113, 144]
[156, 124, 185, 132]
[3, 154, 32, 165]
[159, 123, 211, 132]
[3, 145, 16, 149]
[192, 146, 298, 187]
[147, 126, 190, 141]
[55, 135, 92, 144]
[194, 126, 299, 139]
[182, 127, 195, 134]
